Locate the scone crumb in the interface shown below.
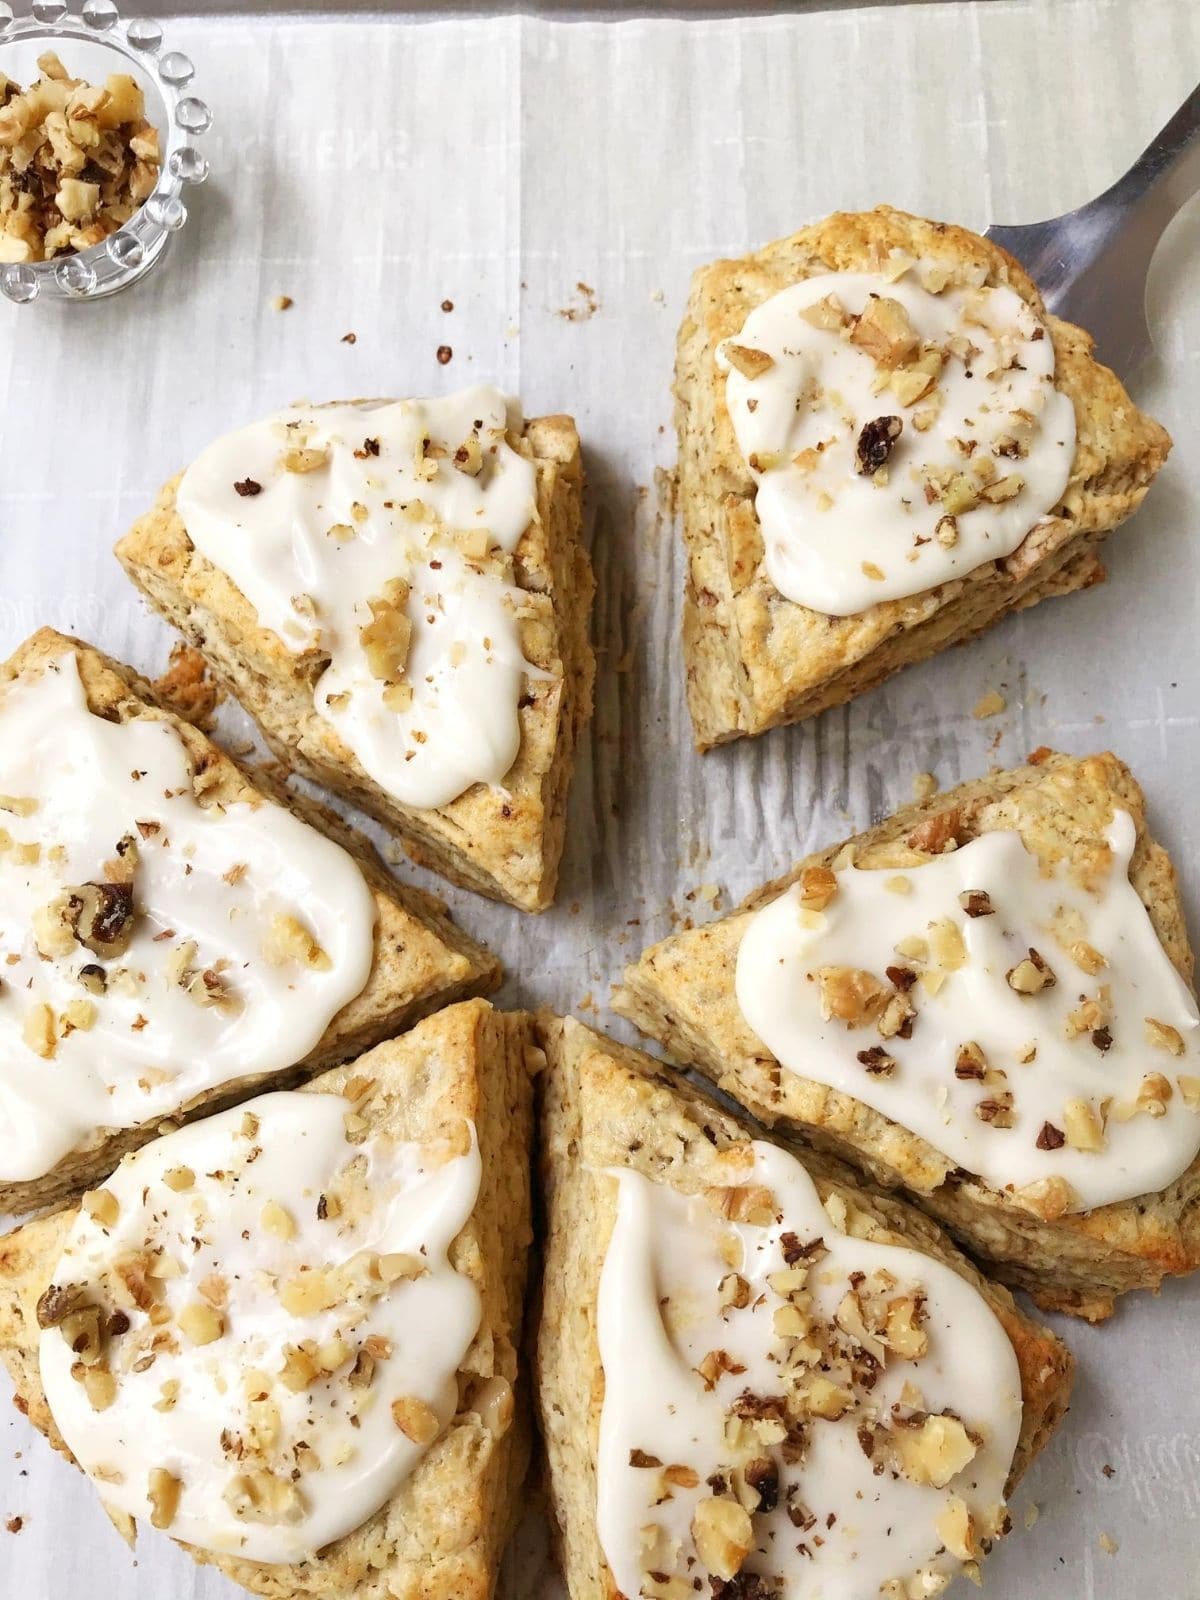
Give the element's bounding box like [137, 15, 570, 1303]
[1098, 1532, 1119, 1555]
[912, 771, 938, 802]
[972, 690, 1006, 719]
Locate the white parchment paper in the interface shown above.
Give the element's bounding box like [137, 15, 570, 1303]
[2, 3, 1200, 1596]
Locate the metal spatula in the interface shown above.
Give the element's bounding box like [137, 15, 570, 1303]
[986, 84, 1200, 380]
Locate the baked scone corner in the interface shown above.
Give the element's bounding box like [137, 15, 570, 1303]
[115, 395, 595, 913]
[0, 628, 500, 1220]
[0, 998, 536, 1600]
[676, 205, 1171, 750]
[615, 748, 1200, 1323]
[534, 1013, 1072, 1600]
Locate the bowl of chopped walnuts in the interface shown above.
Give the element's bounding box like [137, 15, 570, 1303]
[0, 0, 212, 303]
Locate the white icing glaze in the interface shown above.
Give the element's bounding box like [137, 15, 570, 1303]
[717, 270, 1076, 614]
[0, 653, 376, 1183]
[597, 1140, 1021, 1599]
[736, 812, 1200, 1212]
[40, 1092, 482, 1563]
[175, 385, 541, 811]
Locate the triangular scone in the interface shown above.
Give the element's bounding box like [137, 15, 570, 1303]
[0, 630, 500, 1218]
[676, 206, 1171, 748]
[115, 399, 595, 912]
[0, 999, 535, 1600]
[616, 751, 1200, 1322]
[536, 1016, 1072, 1600]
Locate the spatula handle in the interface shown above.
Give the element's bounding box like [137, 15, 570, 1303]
[1097, 82, 1200, 237]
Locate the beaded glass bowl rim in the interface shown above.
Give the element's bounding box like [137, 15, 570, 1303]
[0, 0, 212, 302]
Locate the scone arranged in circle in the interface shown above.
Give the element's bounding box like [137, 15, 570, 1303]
[536, 1016, 1072, 1600]
[676, 206, 1171, 748]
[0, 999, 534, 1600]
[116, 385, 595, 912]
[0, 630, 499, 1220]
[616, 752, 1200, 1322]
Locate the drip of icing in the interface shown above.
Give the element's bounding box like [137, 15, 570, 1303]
[735, 813, 1200, 1211]
[0, 654, 376, 1183]
[175, 385, 541, 810]
[597, 1141, 1021, 1599]
[40, 1092, 482, 1563]
[717, 270, 1076, 614]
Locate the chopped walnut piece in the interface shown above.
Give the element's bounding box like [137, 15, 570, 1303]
[1178, 1076, 1200, 1111]
[724, 343, 775, 379]
[453, 434, 485, 476]
[692, 1495, 753, 1581]
[954, 1042, 987, 1081]
[1036, 1121, 1065, 1151]
[82, 1189, 119, 1228]
[799, 293, 848, 332]
[718, 1271, 751, 1310]
[1145, 1018, 1186, 1057]
[225, 1469, 304, 1525]
[706, 1185, 776, 1227]
[815, 965, 889, 1027]
[883, 1294, 928, 1359]
[975, 1092, 1014, 1129]
[1062, 1098, 1106, 1151]
[798, 864, 838, 911]
[162, 1165, 195, 1192]
[1137, 1073, 1173, 1117]
[280, 445, 329, 474]
[934, 513, 959, 548]
[876, 991, 915, 1040]
[936, 1496, 979, 1561]
[893, 1412, 977, 1489]
[359, 578, 413, 685]
[1006, 948, 1055, 995]
[958, 890, 993, 918]
[280, 1270, 338, 1316]
[178, 1302, 224, 1346]
[260, 1200, 296, 1241]
[391, 1395, 440, 1445]
[1017, 1175, 1075, 1221]
[851, 295, 919, 368]
[697, 1348, 747, 1389]
[22, 1001, 56, 1059]
[262, 913, 332, 971]
[856, 1045, 897, 1077]
[147, 1467, 182, 1530]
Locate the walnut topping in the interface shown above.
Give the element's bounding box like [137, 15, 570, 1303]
[697, 1348, 747, 1389]
[22, 1001, 56, 1059]
[359, 578, 412, 688]
[724, 343, 775, 380]
[1145, 1018, 1185, 1057]
[234, 478, 262, 497]
[1178, 1076, 1200, 1111]
[260, 1200, 295, 1241]
[262, 913, 332, 971]
[855, 415, 903, 476]
[934, 513, 959, 548]
[958, 890, 993, 918]
[1062, 1098, 1106, 1151]
[62, 878, 136, 958]
[936, 1496, 979, 1562]
[280, 445, 329, 474]
[178, 1302, 225, 1346]
[893, 1412, 977, 1489]
[692, 1495, 753, 1581]
[975, 1092, 1014, 1129]
[82, 1188, 119, 1228]
[1017, 1175, 1075, 1221]
[798, 864, 838, 911]
[1036, 1121, 1065, 1151]
[706, 1185, 776, 1227]
[814, 965, 888, 1027]
[851, 296, 919, 368]
[1137, 1073, 1173, 1118]
[856, 1045, 896, 1077]
[225, 1469, 305, 1525]
[799, 293, 849, 332]
[954, 1042, 987, 1081]
[391, 1395, 440, 1445]
[147, 1467, 182, 1530]
[1006, 948, 1055, 995]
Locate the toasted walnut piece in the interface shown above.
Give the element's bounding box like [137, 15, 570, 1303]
[178, 1301, 224, 1346]
[894, 1413, 977, 1489]
[692, 1495, 753, 1582]
[980, 473, 1024, 503]
[65, 880, 136, 958]
[706, 1185, 776, 1227]
[799, 293, 848, 332]
[798, 864, 838, 911]
[22, 1001, 57, 1059]
[958, 890, 993, 918]
[883, 1294, 928, 1360]
[81, 1364, 117, 1412]
[1145, 1018, 1186, 1057]
[36, 1282, 89, 1332]
[796, 1374, 854, 1420]
[262, 912, 332, 971]
[1006, 948, 1055, 995]
[1036, 1121, 1065, 1151]
[32, 895, 78, 959]
[148, 1468, 182, 1530]
[975, 1092, 1014, 1129]
[225, 1469, 305, 1525]
[279, 1344, 319, 1393]
[936, 1496, 979, 1562]
[855, 414, 903, 476]
[1017, 1175, 1075, 1221]
[359, 579, 413, 684]
[856, 1045, 897, 1077]
[815, 965, 889, 1027]
[162, 1165, 195, 1192]
[697, 1347, 747, 1388]
[927, 918, 966, 972]
[954, 1041, 987, 1081]
[280, 1271, 338, 1316]
[933, 513, 959, 548]
[77, 963, 107, 995]
[391, 1395, 440, 1445]
[61, 997, 97, 1033]
[260, 1200, 295, 1241]
[82, 1189, 119, 1228]
[877, 991, 915, 1040]
[375, 1252, 427, 1284]
[718, 1272, 751, 1310]
[724, 343, 775, 379]
[851, 295, 919, 368]
[1062, 1098, 1106, 1151]
[1137, 1073, 1173, 1117]
[280, 445, 328, 474]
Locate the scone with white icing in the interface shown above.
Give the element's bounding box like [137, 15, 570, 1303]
[676, 206, 1171, 748]
[115, 386, 594, 911]
[616, 751, 1200, 1321]
[0, 998, 534, 1600]
[536, 1015, 1072, 1600]
[0, 631, 499, 1218]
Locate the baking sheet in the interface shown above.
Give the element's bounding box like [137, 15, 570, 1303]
[2, 2, 1200, 1595]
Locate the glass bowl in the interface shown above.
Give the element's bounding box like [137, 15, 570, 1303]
[0, 0, 211, 302]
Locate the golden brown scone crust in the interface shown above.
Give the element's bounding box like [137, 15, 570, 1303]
[0, 999, 536, 1600]
[115, 412, 596, 912]
[0, 629, 501, 1218]
[615, 751, 1200, 1322]
[534, 1015, 1073, 1600]
[676, 207, 1172, 749]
